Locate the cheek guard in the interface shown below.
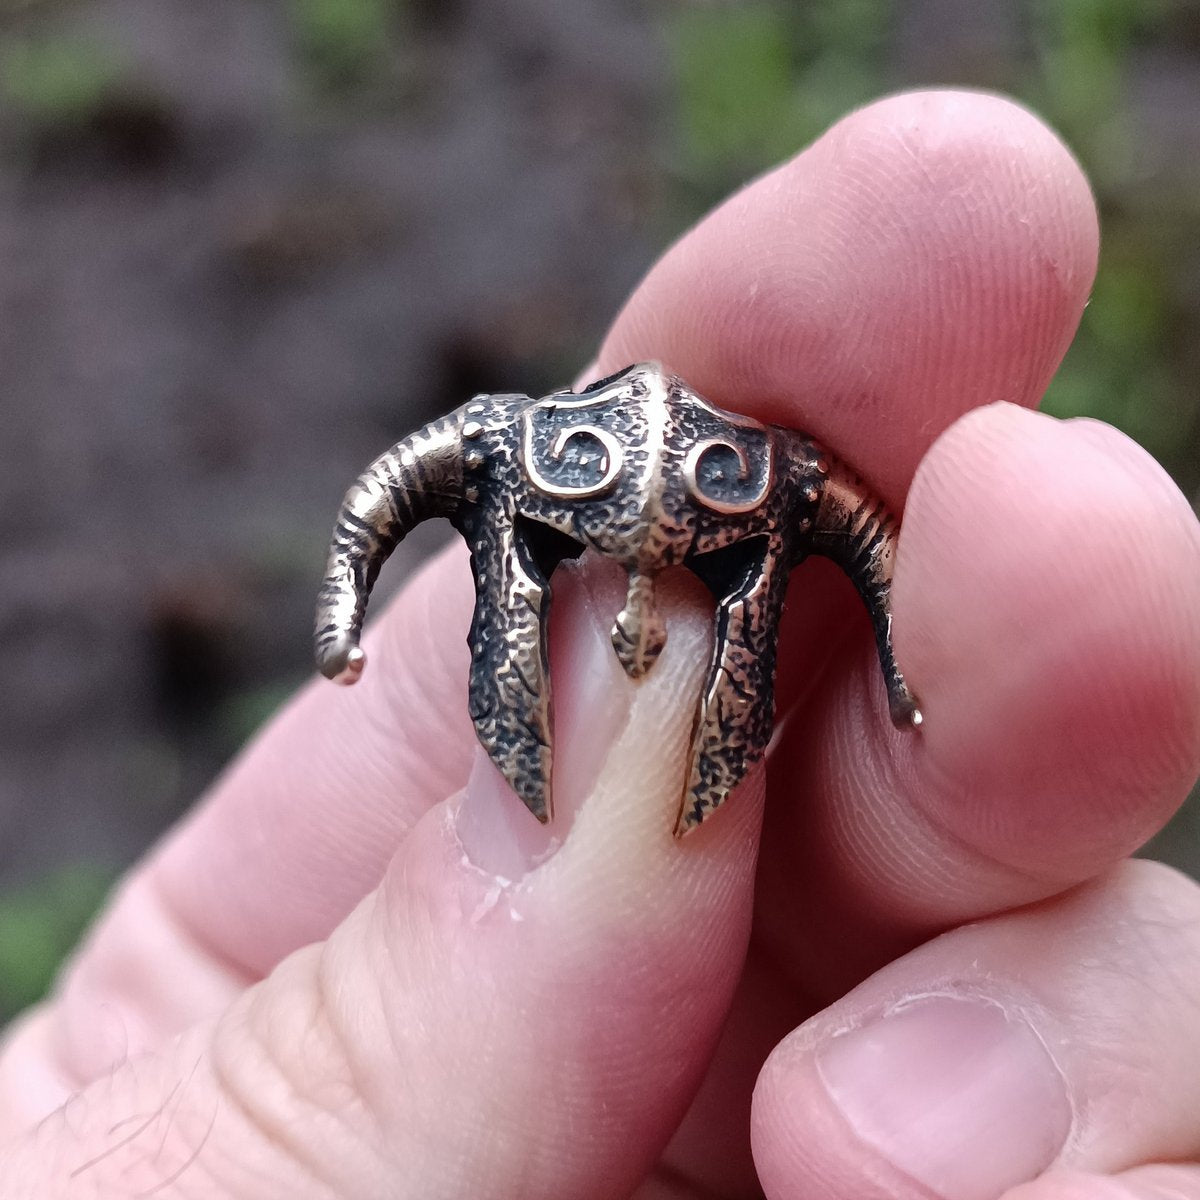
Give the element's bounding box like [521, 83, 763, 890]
[315, 363, 920, 837]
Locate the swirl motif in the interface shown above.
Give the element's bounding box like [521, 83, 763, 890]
[523, 420, 624, 499]
[683, 437, 772, 514]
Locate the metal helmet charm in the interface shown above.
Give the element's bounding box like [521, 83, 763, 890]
[315, 363, 920, 836]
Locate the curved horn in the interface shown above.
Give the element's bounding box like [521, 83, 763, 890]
[314, 411, 463, 683]
[809, 457, 922, 728]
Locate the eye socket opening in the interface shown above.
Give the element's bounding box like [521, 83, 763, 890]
[514, 513, 586, 583]
[685, 534, 770, 600]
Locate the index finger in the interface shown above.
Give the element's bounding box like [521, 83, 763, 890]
[601, 88, 1098, 506]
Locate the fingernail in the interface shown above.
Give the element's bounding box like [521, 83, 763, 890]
[455, 558, 632, 878]
[815, 994, 1072, 1200]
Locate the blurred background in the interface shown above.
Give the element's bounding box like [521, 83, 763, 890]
[1, 0, 1198, 1022]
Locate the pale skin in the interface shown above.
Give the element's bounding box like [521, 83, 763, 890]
[2, 89, 1200, 1200]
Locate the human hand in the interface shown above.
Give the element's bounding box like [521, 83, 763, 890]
[2, 89, 1200, 1200]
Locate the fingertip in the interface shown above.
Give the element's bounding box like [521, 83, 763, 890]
[895, 403, 1200, 874]
[832, 88, 1098, 284]
[752, 1044, 866, 1200]
[755, 864, 1200, 1200]
[753, 1027, 921, 1200]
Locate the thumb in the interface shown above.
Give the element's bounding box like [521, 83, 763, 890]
[2, 559, 763, 1199]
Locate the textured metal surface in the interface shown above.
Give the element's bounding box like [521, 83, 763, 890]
[315, 363, 920, 836]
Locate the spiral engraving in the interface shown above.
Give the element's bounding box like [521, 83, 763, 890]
[523, 419, 624, 499]
[683, 438, 772, 514]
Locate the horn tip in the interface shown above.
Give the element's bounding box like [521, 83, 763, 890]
[889, 693, 922, 730]
[324, 645, 367, 685]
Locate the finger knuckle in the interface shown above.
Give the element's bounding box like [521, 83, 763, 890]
[209, 944, 386, 1196]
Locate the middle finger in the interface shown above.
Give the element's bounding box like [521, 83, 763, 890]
[756, 402, 1200, 1000]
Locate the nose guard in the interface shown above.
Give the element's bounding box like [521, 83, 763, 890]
[611, 569, 668, 679]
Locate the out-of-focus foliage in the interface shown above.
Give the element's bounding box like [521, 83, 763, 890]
[290, 0, 392, 88]
[1026, 0, 1198, 479]
[0, 867, 113, 1020]
[1028, 0, 1162, 162]
[669, 2, 888, 199]
[216, 681, 300, 748]
[1043, 253, 1188, 464]
[0, 36, 125, 128]
[0, 31, 177, 167]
